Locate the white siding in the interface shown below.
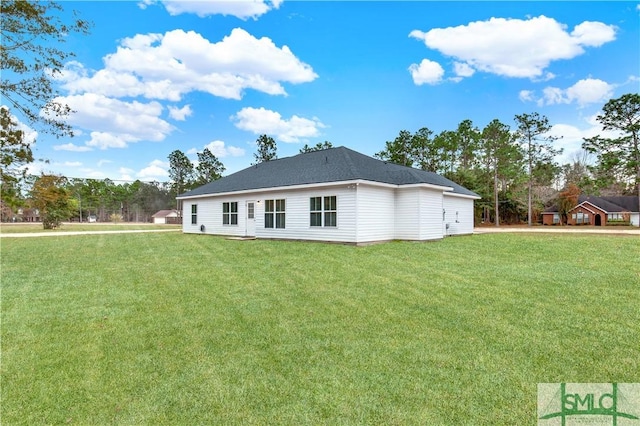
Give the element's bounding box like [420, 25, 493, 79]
[184, 185, 358, 242]
[182, 197, 247, 237]
[443, 194, 475, 235]
[418, 187, 445, 241]
[255, 185, 357, 242]
[355, 184, 396, 243]
[182, 182, 477, 243]
[395, 188, 421, 240]
[630, 212, 639, 227]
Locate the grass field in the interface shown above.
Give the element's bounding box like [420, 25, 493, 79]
[0, 222, 180, 234]
[1, 232, 639, 424]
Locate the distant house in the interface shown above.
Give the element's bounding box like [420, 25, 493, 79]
[151, 209, 181, 224]
[177, 147, 480, 244]
[17, 208, 40, 222]
[542, 195, 640, 227]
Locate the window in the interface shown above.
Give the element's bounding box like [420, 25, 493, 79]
[575, 212, 589, 224]
[247, 202, 254, 219]
[310, 197, 322, 227]
[265, 199, 285, 229]
[191, 204, 197, 225]
[310, 196, 337, 227]
[223, 202, 238, 225]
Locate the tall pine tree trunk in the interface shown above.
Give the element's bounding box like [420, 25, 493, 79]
[494, 165, 500, 227]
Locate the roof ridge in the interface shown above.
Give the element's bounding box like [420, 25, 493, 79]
[339, 146, 360, 179]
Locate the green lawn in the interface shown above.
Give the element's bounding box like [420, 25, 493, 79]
[1, 233, 638, 424]
[0, 223, 180, 234]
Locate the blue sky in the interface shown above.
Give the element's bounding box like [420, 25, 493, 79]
[20, 1, 640, 183]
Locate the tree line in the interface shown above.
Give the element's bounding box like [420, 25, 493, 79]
[372, 94, 639, 225]
[1, 175, 175, 227]
[1, 93, 638, 228]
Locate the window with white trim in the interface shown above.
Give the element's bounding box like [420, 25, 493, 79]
[191, 204, 197, 225]
[310, 196, 337, 227]
[223, 202, 238, 225]
[265, 199, 285, 228]
[574, 212, 589, 224]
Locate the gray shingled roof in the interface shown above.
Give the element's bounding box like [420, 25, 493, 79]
[543, 195, 640, 213]
[579, 195, 639, 212]
[179, 146, 480, 198]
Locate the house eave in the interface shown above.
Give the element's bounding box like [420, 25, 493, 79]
[575, 201, 606, 214]
[443, 191, 481, 200]
[177, 179, 462, 200]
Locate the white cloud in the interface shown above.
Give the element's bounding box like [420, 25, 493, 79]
[570, 21, 617, 47]
[147, 0, 282, 20]
[232, 107, 325, 143]
[542, 86, 566, 106]
[408, 59, 445, 85]
[564, 78, 614, 106]
[78, 168, 107, 179]
[86, 132, 129, 150]
[59, 161, 82, 167]
[410, 16, 616, 79]
[547, 119, 624, 164]
[168, 105, 192, 121]
[137, 159, 169, 179]
[453, 62, 475, 78]
[518, 90, 535, 102]
[119, 167, 135, 182]
[59, 28, 316, 101]
[522, 78, 614, 106]
[202, 140, 246, 158]
[53, 143, 93, 152]
[51, 93, 174, 149]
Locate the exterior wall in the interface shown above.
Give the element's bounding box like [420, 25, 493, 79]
[254, 185, 357, 243]
[354, 183, 396, 243]
[443, 194, 475, 235]
[542, 213, 559, 225]
[395, 187, 421, 240]
[183, 185, 358, 242]
[182, 182, 477, 243]
[183, 196, 248, 237]
[631, 212, 639, 227]
[418, 187, 445, 240]
[567, 204, 606, 226]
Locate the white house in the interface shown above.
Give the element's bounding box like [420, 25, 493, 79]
[177, 147, 480, 244]
[151, 209, 180, 224]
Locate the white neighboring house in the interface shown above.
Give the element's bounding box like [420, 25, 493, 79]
[177, 147, 480, 244]
[151, 209, 180, 224]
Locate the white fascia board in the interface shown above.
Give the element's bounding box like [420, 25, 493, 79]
[443, 191, 481, 200]
[396, 182, 455, 192]
[576, 202, 602, 214]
